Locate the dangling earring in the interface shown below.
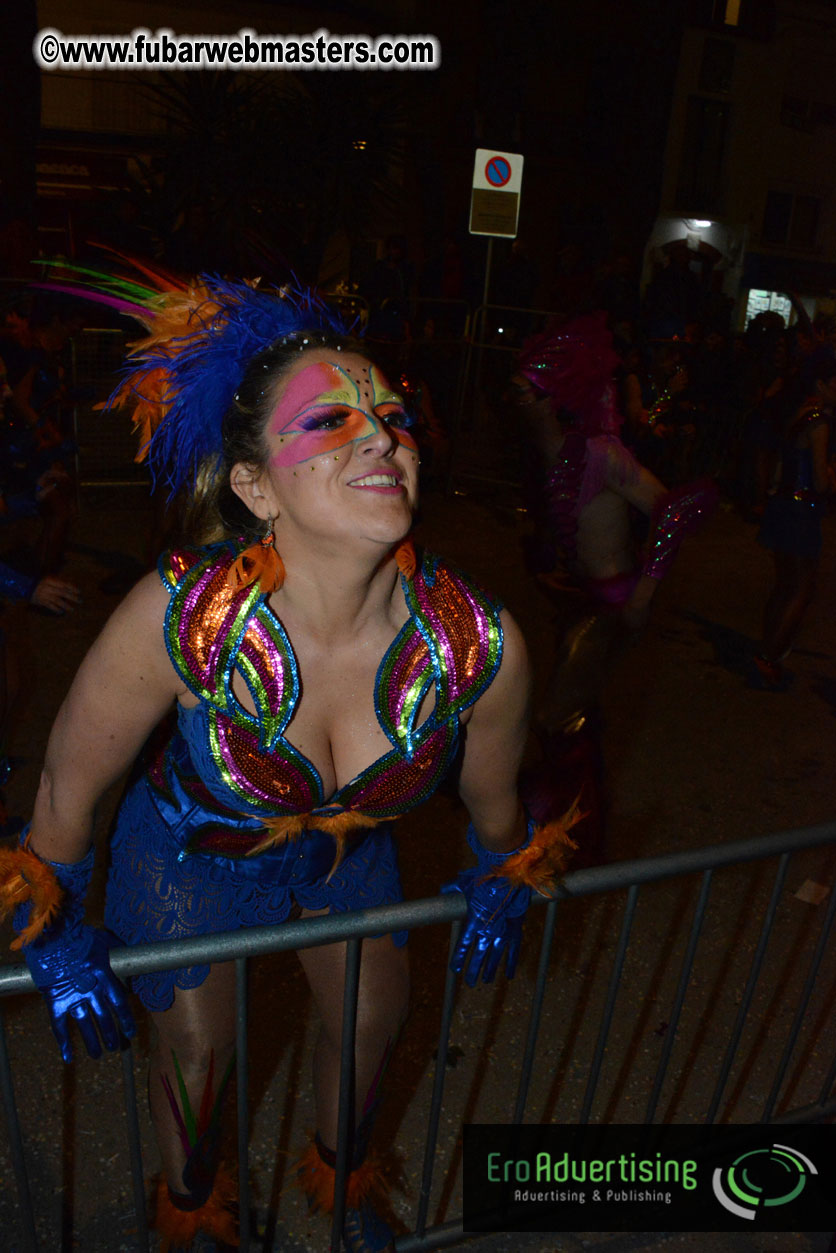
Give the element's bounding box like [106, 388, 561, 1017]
[394, 535, 416, 580]
[227, 517, 286, 594]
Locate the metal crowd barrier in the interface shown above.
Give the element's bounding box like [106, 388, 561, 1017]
[2, 822, 835, 1251]
[447, 302, 563, 494]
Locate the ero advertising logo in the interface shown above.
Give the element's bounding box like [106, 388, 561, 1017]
[712, 1143, 817, 1220]
[463, 1124, 836, 1233]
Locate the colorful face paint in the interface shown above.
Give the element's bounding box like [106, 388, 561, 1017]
[269, 360, 417, 468]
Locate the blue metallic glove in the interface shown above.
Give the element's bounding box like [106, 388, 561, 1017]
[441, 822, 534, 987]
[12, 841, 136, 1063]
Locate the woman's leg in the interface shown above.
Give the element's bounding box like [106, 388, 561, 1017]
[296, 922, 409, 1152]
[296, 922, 409, 1250]
[761, 552, 817, 664]
[148, 961, 238, 1245]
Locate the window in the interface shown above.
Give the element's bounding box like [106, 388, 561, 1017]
[744, 290, 791, 327]
[780, 96, 814, 132]
[676, 96, 730, 216]
[762, 191, 821, 248]
[780, 96, 836, 132]
[700, 39, 736, 92]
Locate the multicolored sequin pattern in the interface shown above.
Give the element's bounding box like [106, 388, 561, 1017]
[157, 544, 503, 826]
[642, 478, 718, 581]
[398, 553, 503, 737]
[544, 431, 588, 562]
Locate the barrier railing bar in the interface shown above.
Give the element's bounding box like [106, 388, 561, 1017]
[580, 883, 640, 1124]
[818, 1045, 836, 1109]
[235, 957, 251, 1253]
[0, 898, 465, 998]
[771, 1094, 836, 1125]
[762, 878, 836, 1123]
[120, 1044, 150, 1252]
[333, 936, 362, 1253]
[0, 1003, 39, 1253]
[79, 480, 150, 489]
[513, 897, 560, 1124]
[644, 868, 714, 1124]
[2, 824, 834, 1003]
[397, 1215, 465, 1251]
[415, 920, 463, 1239]
[705, 853, 790, 1124]
[557, 822, 836, 898]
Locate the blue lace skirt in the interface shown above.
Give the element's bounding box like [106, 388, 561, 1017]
[104, 779, 406, 1011]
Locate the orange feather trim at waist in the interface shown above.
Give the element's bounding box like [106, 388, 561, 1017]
[0, 842, 63, 949]
[245, 809, 400, 872]
[484, 800, 583, 896]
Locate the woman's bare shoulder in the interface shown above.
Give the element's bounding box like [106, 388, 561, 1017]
[79, 568, 179, 695]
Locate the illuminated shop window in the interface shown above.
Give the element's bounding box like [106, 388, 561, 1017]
[744, 289, 791, 327]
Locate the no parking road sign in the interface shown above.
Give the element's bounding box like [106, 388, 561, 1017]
[485, 155, 512, 187]
[469, 148, 523, 237]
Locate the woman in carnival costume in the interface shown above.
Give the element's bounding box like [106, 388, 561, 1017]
[753, 346, 836, 689]
[0, 269, 576, 1252]
[512, 314, 717, 861]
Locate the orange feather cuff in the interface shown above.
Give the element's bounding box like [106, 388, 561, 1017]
[0, 844, 63, 949]
[296, 1139, 390, 1214]
[154, 1164, 237, 1253]
[484, 801, 583, 896]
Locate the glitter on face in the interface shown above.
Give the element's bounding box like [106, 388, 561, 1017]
[268, 361, 418, 468]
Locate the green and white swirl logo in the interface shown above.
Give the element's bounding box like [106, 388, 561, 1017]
[712, 1143, 816, 1220]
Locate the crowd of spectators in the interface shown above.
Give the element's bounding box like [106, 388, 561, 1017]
[0, 293, 82, 831]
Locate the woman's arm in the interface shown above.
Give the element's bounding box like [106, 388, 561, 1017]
[622, 373, 649, 429]
[457, 608, 531, 854]
[28, 570, 185, 863]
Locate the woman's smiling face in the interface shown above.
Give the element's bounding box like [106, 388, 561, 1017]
[248, 348, 420, 550]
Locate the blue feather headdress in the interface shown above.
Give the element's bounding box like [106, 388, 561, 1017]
[38, 260, 352, 495]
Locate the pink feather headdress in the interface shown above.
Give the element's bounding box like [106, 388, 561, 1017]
[517, 312, 622, 437]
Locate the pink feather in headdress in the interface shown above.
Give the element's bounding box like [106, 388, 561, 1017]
[517, 312, 622, 437]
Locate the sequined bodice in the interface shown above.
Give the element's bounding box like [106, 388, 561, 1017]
[544, 430, 588, 562]
[148, 543, 503, 852]
[543, 431, 634, 565]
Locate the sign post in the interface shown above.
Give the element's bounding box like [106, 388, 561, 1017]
[451, 149, 526, 496]
[469, 147, 524, 308]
